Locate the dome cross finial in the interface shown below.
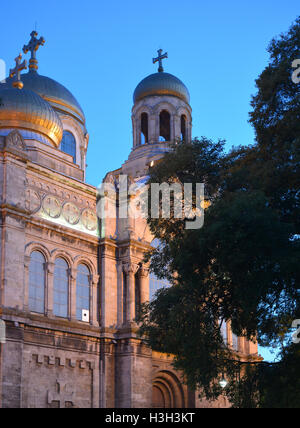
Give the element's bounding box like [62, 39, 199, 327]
[153, 49, 168, 73]
[23, 31, 45, 73]
[9, 54, 27, 89]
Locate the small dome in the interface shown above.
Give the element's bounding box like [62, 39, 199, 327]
[133, 72, 190, 104]
[0, 87, 63, 146]
[4, 72, 85, 126]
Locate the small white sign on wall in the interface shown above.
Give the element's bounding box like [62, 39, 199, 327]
[82, 310, 90, 323]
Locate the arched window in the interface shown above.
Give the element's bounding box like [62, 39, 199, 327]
[141, 113, 149, 145]
[219, 319, 228, 345]
[76, 264, 90, 321]
[60, 131, 76, 163]
[53, 258, 69, 318]
[181, 115, 187, 142]
[149, 239, 172, 300]
[159, 110, 171, 142]
[232, 332, 239, 351]
[29, 251, 46, 314]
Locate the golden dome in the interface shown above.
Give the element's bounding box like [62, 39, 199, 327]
[4, 72, 85, 126]
[133, 72, 190, 104]
[0, 87, 63, 146]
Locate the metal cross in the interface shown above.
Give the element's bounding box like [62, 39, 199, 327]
[9, 54, 27, 89]
[153, 49, 168, 73]
[23, 31, 45, 72]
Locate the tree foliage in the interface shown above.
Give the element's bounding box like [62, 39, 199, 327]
[138, 17, 300, 407]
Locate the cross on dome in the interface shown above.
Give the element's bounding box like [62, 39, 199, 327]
[9, 54, 27, 89]
[23, 31, 45, 72]
[152, 49, 168, 73]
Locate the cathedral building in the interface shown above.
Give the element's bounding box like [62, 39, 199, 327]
[0, 32, 258, 408]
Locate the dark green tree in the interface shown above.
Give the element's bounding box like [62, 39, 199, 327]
[138, 17, 300, 408]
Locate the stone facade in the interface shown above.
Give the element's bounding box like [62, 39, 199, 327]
[0, 63, 259, 409]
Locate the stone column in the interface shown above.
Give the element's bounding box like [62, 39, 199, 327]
[139, 266, 149, 304]
[123, 263, 139, 324]
[91, 274, 99, 326]
[136, 118, 141, 147]
[174, 114, 181, 142]
[117, 262, 124, 327]
[100, 241, 118, 328]
[46, 262, 54, 317]
[170, 114, 175, 143]
[132, 114, 139, 148]
[70, 268, 77, 321]
[149, 115, 156, 145]
[80, 146, 85, 178]
[188, 119, 192, 143]
[23, 255, 31, 313]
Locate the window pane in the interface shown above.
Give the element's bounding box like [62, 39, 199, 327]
[219, 319, 228, 345]
[60, 131, 76, 163]
[29, 251, 45, 314]
[76, 264, 90, 321]
[232, 333, 239, 351]
[53, 258, 69, 318]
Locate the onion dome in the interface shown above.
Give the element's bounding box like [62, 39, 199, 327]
[133, 72, 190, 104]
[0, 87, 63, 146]
[4, 72, 85, 126]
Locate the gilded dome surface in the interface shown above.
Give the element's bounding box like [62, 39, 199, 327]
[0, 87, 63, 146]
[133, 72, 190, 104]
[3, 72, 85, 125]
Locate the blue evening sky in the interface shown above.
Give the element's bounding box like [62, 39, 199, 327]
[1, 0, 298, 362]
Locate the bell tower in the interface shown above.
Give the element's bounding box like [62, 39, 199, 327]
[122, 50, 192, 178]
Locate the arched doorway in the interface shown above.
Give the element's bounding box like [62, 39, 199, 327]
[152, 370, 185, 408]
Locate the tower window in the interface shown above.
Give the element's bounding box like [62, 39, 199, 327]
[29, 251, 46, 314]
[159, 110, 171, 142]
[141, 113, 149, 145]
[60, 131, 76, 163]
[181, 115, 187, 142]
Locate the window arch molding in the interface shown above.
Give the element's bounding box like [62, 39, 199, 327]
[134, 105, 153, 118]
[176, 106, 192, 120]
[50, 249, 74, 267]
[153, 101, 176, 116]
[25, 242, 51, 262]
[73, 256, 96, 277]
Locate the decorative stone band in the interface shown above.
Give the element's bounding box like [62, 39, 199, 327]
[31, 353, 95, 370]
[26, 191, 98, 234]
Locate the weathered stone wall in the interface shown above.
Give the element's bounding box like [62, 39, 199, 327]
[115, 340, 152, 408]
[2, 322, 100, 408]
